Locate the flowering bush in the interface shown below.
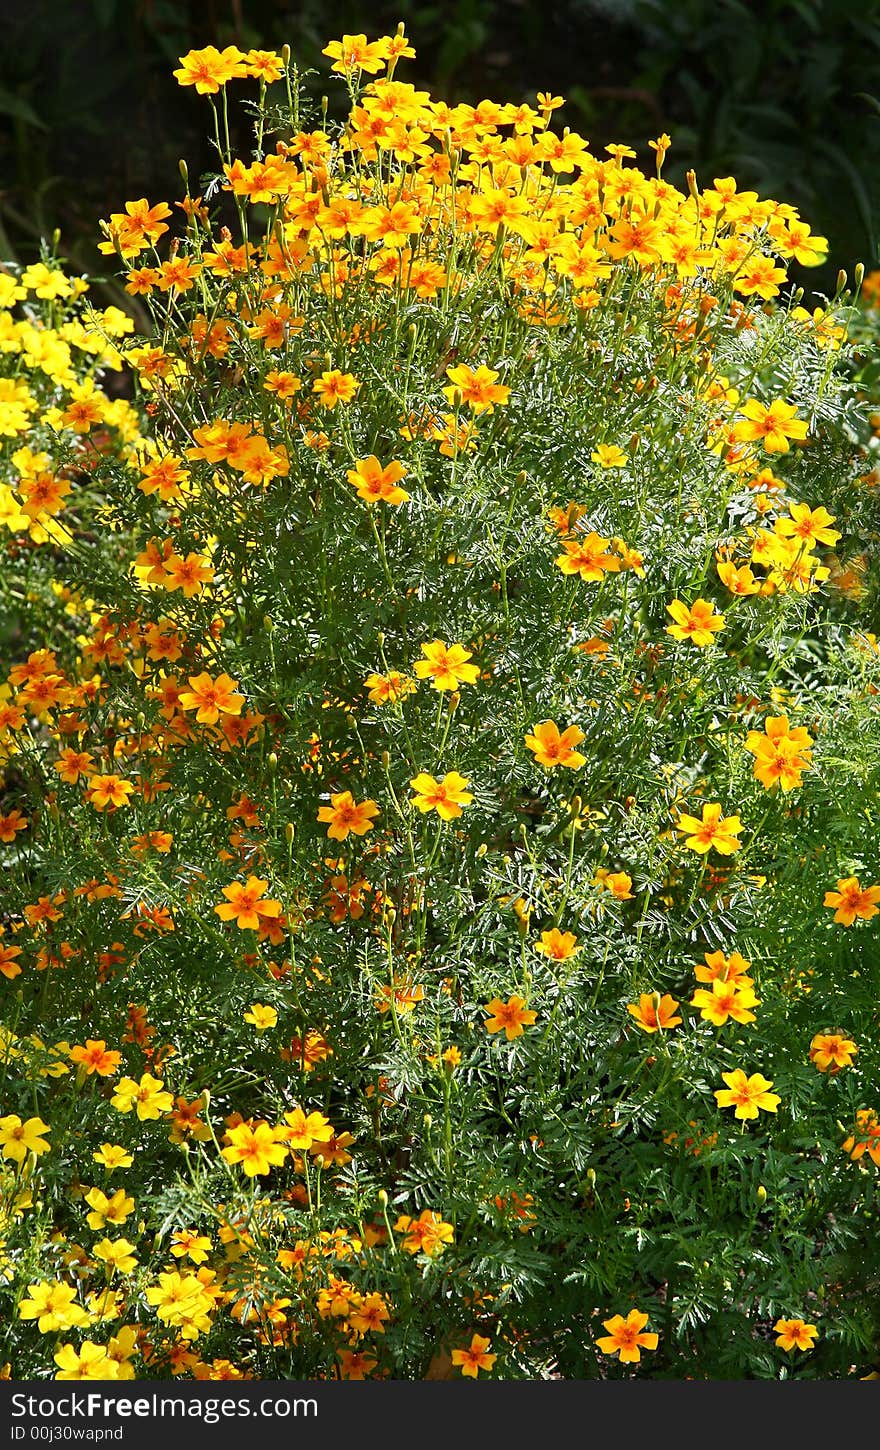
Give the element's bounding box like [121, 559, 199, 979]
[1, 29, 879, 1381]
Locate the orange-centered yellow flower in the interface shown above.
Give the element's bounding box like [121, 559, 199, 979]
[690, 978, 759, 1026]
[0, 1115, 51, 1163]
[451, 1334, 497, 1377]
[483, 994, 538, 1040]
[714, 1069, 780, 1120]
[173, 45, 248, 93]
[773, 1318, 818, 1352]
[347, 455, 410, 505]
[665, 598, 725, 646]
[627, 993, 682, 1033]
[676, 803, 742, 855]
[85, 775, 136, 811]
[733, 398, 809, 453]
[809, 1032, 857, 1073]
[524, 720, 586, 769]
[409, 771, 473, 820]
[555, 532, 621, 582]
[443, 363, 510, 413]
[413, 639, 480, 691]
[823, 876, 880, 926]
[178, 672, 244, 725]
[312, 370, 360, 408]
[596, 1310, 659, 1364]
[774, 500, 840, 548]
[317, 791, 380, 840]
[215, 876, 283, 931]
[221, 1121, 287, 1177]
[744, 714, 813, 792]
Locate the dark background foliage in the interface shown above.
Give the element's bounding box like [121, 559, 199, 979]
[1, 0, 879, 299]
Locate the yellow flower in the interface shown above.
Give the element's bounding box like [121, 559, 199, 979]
[54, 1341, 119, 1380]
[714, 1069, 780, 1120]
[221, 1121, 287, 1177]
[665, 598, 725, 646]
[0, 1114, 51, 1162]
[590, 443, 627, 468]
[93, 1238, 139, 1275]
[243, 1003, 278, 1030]
[409, 771, 473, 820]
[676, 803, 742, 855]
[732, 398, 808, 453]
[111, 1073, 173, 1120]
[413, 639, 480, 691]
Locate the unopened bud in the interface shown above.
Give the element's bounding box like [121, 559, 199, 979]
[570, 795, 582, 818]
[836, 268, 847, 295]
[382, 750, 390, 770]
[585, 1168, 596, 1189]
[179, 159, 189, 185]
[285, 823, 294, 845]
[378, 1188, 388, 1206]
[267, 752, 278, 773]
[281, 44, 291, 67]
[756, 1184, 767, 1204]
[476, 842, 488, 858]
[321, 95, 329, 121]
[855, 262, 865, 291]
[686, 169, 699, 200]
[423, 1113, 432, 1129]
[264, 615, 273, 631]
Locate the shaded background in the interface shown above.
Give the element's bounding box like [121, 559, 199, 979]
[1, 0, 879, 302]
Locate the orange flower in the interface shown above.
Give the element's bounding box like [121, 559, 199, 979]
[178, 672, 244, 725]
[823, 876, 880, 926]
[534, 928, 578, 961]
[773, 1318, 818, 1352]
[555, 532, 620, 582]
[215, 877, 283, 931]
[86, 775, 136, 812]
[451, 1334, 497, 1377]
[665, 598, 725, 646]
[312, 370, 360, 408]
[694, 949, 753, 987]
[317, 792, 380, 840]
[596, 1309, 659, 1364]
[347, 455, 409, 505]
[483, 994, 537, 1040]
[69, 1041, 122, 1078]
[627, 993, 681, 1033]
[809, 1033, 857, 1073]
[0, 809, 28, 842]
[524, 720, 586, 769]
[395, 1210, 454, 1257]
[277, 1107, 334, 1151]
[842, 1109, 880, 1165]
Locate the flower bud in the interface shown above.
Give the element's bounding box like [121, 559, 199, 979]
[179, 159, 189, 185]
[756, 1184, 767, 1204]
[285, 823, 295, 845]
[378, 1188, 388, 1206]
[267, 752, 278, 773]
